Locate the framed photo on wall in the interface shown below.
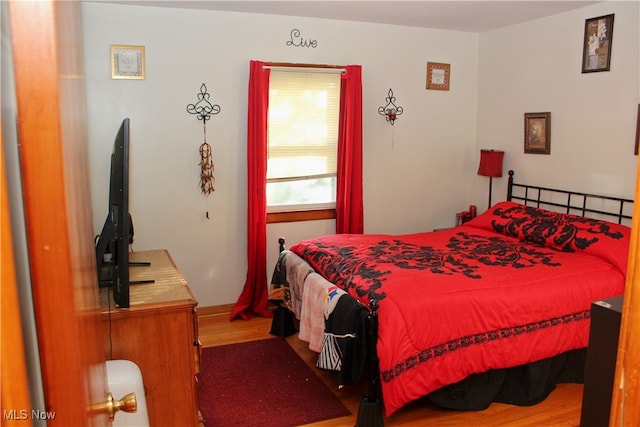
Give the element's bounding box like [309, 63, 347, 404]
[524, 112, 551, 155]
[111, 44, 146, 79]
[426, 62, 450, 90]
[581, 14, 614, 73]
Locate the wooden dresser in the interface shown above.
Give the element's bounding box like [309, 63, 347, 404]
[100, 249, 201, 426]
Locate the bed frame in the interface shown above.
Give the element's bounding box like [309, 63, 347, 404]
[506, 170, 633, 225]
[277, 170, 634, 426]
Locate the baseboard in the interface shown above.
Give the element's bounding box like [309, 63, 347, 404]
[197, 302, 280, 318]
[197, 304, 235, 317]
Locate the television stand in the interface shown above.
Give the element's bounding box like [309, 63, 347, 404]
[130, 260, 151, 267]
[130, 259, 154, 284]
[131, 279, 155, 285]
[100, 249, 201, 426]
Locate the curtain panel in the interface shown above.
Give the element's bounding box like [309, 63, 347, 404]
[230, 60, 272, 320]
[337, 65, 364, 234]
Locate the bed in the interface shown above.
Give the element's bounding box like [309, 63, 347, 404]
[268, 170, 633, 424]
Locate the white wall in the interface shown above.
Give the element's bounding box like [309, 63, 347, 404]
[81, 2, 639, 308]
[477, 1, 639, 201]
[81, 3, 479, 307]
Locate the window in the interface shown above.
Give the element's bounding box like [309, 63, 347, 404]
[266, 69, 341, 213]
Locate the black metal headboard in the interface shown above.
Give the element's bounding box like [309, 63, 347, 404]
[506, 170, 634, 225]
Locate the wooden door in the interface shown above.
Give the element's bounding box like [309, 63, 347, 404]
[1, 113, 32, 426]
[610, 163, 640, 424]
[7, 1, 109, 425]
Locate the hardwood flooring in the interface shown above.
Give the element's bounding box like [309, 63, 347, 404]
[198, 305, 584, 427]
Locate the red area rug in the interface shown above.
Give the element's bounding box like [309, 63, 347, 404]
[199, 338, 351, 426]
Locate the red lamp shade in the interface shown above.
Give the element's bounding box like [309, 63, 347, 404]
[477, 149, 504, 178]
[477, 149, 504, 209]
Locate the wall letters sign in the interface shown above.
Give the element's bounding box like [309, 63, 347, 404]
[286, 29, 318, 48]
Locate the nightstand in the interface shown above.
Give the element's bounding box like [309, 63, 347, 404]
[579, 295, 624, 427]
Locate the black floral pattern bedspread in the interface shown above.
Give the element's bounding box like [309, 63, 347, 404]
[293, 232, 560, 303]
[287, 201, 630, 416]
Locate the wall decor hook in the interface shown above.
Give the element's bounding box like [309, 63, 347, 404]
[186, 83, 221, 124]
[378, 88, 403, 125]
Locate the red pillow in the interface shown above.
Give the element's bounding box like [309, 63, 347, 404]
[465, 201, 630, 274]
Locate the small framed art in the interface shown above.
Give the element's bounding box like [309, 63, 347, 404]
[524, 112, 551, 155]
[581, 14, 614, 73]
[111, 44, 146, 79]
[426, 62, 450, 91]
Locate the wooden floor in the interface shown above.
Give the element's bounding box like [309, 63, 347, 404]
[198, 305, 584, 427]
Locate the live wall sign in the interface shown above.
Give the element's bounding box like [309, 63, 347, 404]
[286, 29, 318, 48]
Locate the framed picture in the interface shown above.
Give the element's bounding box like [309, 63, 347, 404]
[635, 104, 640, 155]
[581, 14, 614, 73]
[111, 45, 145, 79]
[426, 62, 450, 91]
[524, 112, 551, 155]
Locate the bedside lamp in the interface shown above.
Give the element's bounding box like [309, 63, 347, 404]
[477, 149, 504, 209]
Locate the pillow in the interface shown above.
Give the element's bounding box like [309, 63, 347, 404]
[465, 201, 631, 274]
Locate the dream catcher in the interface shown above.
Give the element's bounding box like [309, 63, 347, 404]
[186, 83, 220, 218]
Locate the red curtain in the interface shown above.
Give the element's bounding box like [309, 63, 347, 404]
[336, 65, 364, 234]
[232, 62, 363, 320]
[230, 60, 272, 320]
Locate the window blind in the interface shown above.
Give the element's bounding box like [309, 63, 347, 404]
[267, 70, 340, 181]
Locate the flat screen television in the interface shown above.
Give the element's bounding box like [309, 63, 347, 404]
[95, 118, 132, 308]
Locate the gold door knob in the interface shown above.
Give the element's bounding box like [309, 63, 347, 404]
[90, 392, 137, 421]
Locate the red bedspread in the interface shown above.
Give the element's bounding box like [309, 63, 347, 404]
[289, 202, 630, 415]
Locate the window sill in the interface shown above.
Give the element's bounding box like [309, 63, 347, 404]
[267, 208, 336, 224]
